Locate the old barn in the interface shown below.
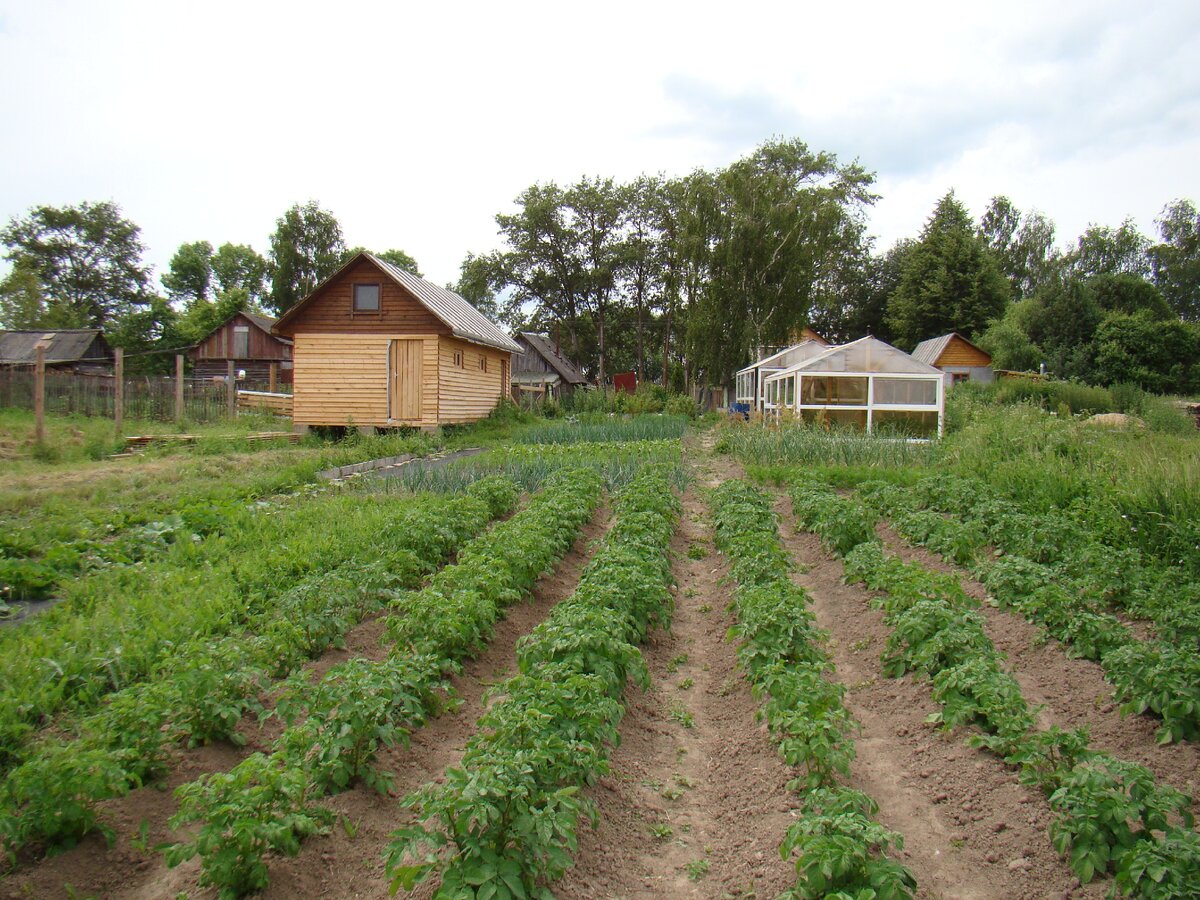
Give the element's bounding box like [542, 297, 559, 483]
[272, 252, 521, 430]
[188, 311, 293, 386]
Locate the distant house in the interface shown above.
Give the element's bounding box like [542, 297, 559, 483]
[911, 333, 994, 387]
[512, 331, 587, 400]
[762, 335, 945, 437]
[0, 329, 113, 374]
[273, 252, 521, 430]
[188, 311, 293, 385]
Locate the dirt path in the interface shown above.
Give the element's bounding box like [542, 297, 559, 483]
[774, 496, 1103, 899]
[249, 505, 613, 900]
[555, 437, 800, 898]
[875, 522, 1200, 807]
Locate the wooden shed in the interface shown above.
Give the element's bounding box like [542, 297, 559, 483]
[512, 331, 587, 400]
[0, 329, 112, 373]
[272, 252, 521, 429]
[188, 311, 293, 385]
[911, 333, 994, 387]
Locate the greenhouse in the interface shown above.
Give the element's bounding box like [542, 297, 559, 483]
[760, 336, 945, 437]
[733, 338, 829, 412]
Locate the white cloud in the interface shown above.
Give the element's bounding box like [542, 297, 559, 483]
[0, 0, 1198, 290]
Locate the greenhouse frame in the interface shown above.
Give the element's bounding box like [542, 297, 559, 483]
[760, 336, 945, 437]
[733, 339, 829, 412]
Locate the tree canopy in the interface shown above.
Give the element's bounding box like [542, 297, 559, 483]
[268, 201, 346, 315]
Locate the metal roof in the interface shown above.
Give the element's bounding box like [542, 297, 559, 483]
[911, 333, 989, 366]
[242, 311, 282, 337]
[518, 332, 587, 384]
[368, 254, 521, 354]
[0, 329, 110, 364]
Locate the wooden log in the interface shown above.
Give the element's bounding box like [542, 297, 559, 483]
[34, 345, 45, 444]
[226, 359, 236, 420]
[175, 354, 185, 424]
[114, 348, 124, 437]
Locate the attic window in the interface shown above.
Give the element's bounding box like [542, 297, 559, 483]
[233, 326, 249, 358]
[353, 283, 381, 312]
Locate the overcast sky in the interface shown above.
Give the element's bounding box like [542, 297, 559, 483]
[2, 0, 1198, 291]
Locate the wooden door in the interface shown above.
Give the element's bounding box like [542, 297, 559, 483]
[389, 339, 423, 421]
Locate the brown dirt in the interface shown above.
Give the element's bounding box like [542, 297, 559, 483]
[775, 496, 1102, 899]
[1, 507, 610, 900]
[875, 522, 1200, 807]
[554, 475, 799, 898]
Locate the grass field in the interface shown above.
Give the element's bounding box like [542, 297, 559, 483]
[0, 398, 1197, 899]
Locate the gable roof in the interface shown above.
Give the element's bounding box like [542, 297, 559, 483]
[0, 329, 111, 365]
[273, 252, 521, 354]
[765, 335, 942, 380]
[911, 332, 990, 366]
[192, 311, 293, 351]
[736, 339, 830, 376]
[518, 332, 587, 384]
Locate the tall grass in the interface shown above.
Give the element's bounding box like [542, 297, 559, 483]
[515, 415, 689, 445]
[714, 422, 934, 469]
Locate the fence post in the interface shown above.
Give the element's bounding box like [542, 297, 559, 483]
[114, 348, 124, 437]
[268, 362, 277, 393]
[175, 354, 185, 424]
[34, 345, 45, 445]
[227, 359, 236, 420]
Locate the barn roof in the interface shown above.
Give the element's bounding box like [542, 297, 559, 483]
[911, 332, 990, 366]
[274, 251, 520, 354]
[518, 332, 587, 384]
[0, 329, 110, 364]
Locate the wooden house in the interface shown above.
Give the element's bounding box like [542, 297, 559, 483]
[0, 329, 112, 373]
[512, 331, 587, 400]
[911, 333, 994, 387]
[272, 252, 521, 430]
[188, 312, 293, 385]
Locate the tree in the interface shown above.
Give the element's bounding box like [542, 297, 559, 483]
[162, 240, 214, 305]
[1149, 198, 1200, 320]
[687, 138, 877, 385]
[886, 191, 1010, 348]
[1088, 273, 1173, 320]
[1093, 310, 1200, 393]
[811, 239, 909, 344]
[452, 252, 501, 320]
[1025, 277, 1101, 380]
[0, 263, 51, 328]
[211, 243, 269, 305]
[1064, 219, 1151, 280]
[1, 201, 153, 328]
[374, 248, 422, 276]
[978, 196, 1058, 300]
[619, 175, 667, 382]
[268, 201, 345, 314]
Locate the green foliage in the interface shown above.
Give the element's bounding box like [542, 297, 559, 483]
[165, 752, 332, 898]
[268, 201, 346, 314]
[1149, 198, 1200, 321]
[887, 191, 1009, 349]
[1, 200, 152, 329]
[1092, 310, 1200, 394]
[716, 422, 933, 468]
[386, 467, 679, 897]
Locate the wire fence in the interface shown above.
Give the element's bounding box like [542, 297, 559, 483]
[0, 368, 286, 423]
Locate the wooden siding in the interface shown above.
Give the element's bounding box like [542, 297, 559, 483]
[438, 336, 508, 424]
[280, 259, 450, 336]
[292, 333, 440, 427]
[513, 335, 557, 375]
[937, 335, 992, 367]
[191, 313, 292, 361]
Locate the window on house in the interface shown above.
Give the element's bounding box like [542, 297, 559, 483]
[233, 326, 249, 359]
[479, 356, 487, 373]
[453, 350, 463, 367]
[353, 283, 381, 312]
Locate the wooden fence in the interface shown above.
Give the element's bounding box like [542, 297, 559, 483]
[0, 367, 290, 424]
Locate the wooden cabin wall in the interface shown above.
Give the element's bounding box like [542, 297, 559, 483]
[291, 333, 440, 427]
[938, 336, 992, 367]
[192, 314, 292, 361]
[438, 336, 509, 424]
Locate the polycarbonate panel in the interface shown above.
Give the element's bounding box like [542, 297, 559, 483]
[800, 375, 868, 406]
[873, 377, 938, 406]
[801, 408, 868, 429]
